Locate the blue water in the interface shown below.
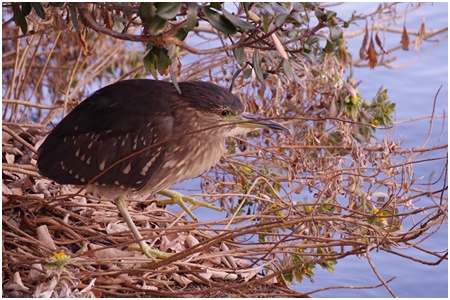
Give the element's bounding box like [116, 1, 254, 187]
[294, 3, 448, 297]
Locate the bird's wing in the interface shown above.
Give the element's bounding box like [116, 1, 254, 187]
[37, 81, 176, 190]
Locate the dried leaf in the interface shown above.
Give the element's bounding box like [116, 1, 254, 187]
[240, 268, 260, 282]
[414, 18, 426, 52]
[185, 234, 200, 248]
[220, 242, 237, 268]
[28, 264, 43, 281]
[359, 21, 369, 59]
[5, 153, 15, 164]
[89, 243, 130, 259]
[210, 271, 238, 280]
[78, 278, 97, 295]
[247, 11, 260, 23]
[186, 271, 212, 283]
[4, 272, 29, 292]
[375, 31, 387, 54]
[103, 8, 113, 30]
[271, 33, 288, 59]
[401, 24, 410, 51]
[35, 277, 57, 297]
[36, 225, 57, 252]
[366, 35, 377, 69]
[77, 32, 92, 56]
[106, 222, 129, 234]
[172, 273, 192, 286]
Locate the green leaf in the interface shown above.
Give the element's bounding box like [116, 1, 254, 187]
[147, 16, 168, 33]
[156, 49, 171, 75]
[275, 13, 290, 27]
[263, 13, 269, 33]
[322, 39, 334, 53]
[256, 3, 274, 15]
[122, 16, 137, 33]
[210, 2, 222, 11]
[281, 59, 294, 81]
[315, 8, 326, 21]
[21, 3, 32, 16]
[243, 68, 252, 79]
[243, 3, 249, 15]
[12, 3, 28, 34]
[329, 25, 343, 40]
[138, 3, 156, 21]
[273, 182, 281, 192]
[170, 67, 181, 94]
[233, 47, 245, 66]
[186, 3, 198, 31]
[155, 2, 182, 19]
[69, 4, 80, 35]
[325, 9, 337, 21]
[222, 9, 256, 30]
[143, 46, 156, 77]
[252, 49, 265, 83]
[174, 28, 188, 41]
[230, 69, 242, 91]
[32, 3, 46, 19]
[202, 7, 237, 35]
[48, 2, 65, 7]
[305, 36, 319, 45]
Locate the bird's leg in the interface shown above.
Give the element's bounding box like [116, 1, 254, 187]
[114, 197, 172, 259]
[156, 189, 223, 221]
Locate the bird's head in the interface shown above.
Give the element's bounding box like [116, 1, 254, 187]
[176, 81, 289, 136]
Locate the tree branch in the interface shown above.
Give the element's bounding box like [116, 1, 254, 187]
[75, 3, 250, 55]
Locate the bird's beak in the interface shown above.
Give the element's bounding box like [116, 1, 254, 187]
[231, 112, 289, 132]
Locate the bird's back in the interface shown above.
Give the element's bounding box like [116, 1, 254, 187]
[38, 80, 179, 191]
[37, 79, 239, 196]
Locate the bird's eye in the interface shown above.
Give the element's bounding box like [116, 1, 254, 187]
[219, 110, 231, 117]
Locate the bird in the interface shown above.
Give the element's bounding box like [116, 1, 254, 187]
[37, 79, 288, 258]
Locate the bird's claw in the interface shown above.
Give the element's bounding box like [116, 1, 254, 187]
[156, 189, 223, 221]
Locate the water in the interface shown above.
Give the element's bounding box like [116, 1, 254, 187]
[292, 3, 448, 297]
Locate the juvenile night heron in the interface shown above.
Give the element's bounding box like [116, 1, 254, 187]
[37, 79, 287, 258]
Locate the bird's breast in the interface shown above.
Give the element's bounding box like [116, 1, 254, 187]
[137, 133, 226, 195]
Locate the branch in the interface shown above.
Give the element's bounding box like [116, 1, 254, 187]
[75, 3, 248, 55]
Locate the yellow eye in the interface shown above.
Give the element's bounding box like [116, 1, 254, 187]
[219, 110, 231, 117]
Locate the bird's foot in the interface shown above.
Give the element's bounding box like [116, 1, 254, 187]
[156, 189, 223, 221]
[115, 197, 173, 259]
[128, 242, 173, 259]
